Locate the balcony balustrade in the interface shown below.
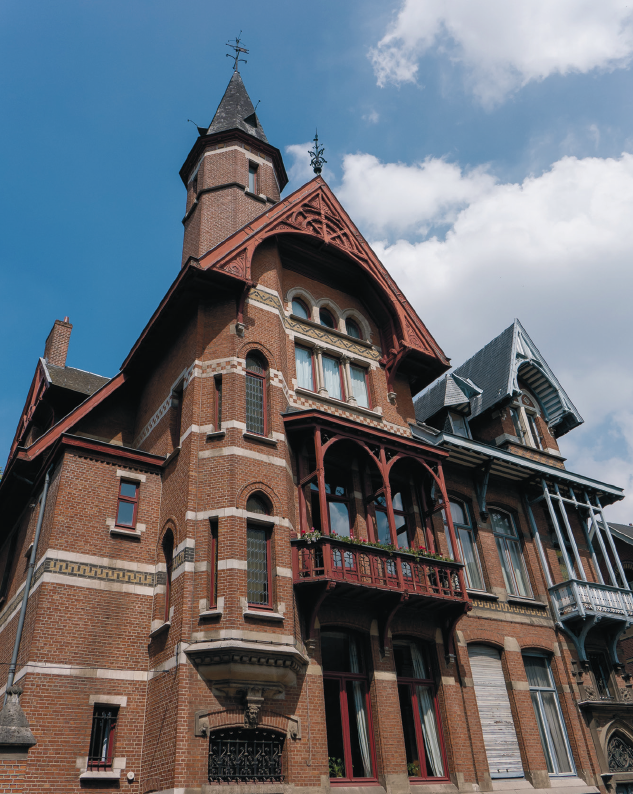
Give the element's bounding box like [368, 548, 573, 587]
[549, 579, 633, 623]
[291, 535, 466, 604]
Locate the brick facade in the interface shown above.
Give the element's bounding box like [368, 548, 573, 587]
[0, 70, 630, 794]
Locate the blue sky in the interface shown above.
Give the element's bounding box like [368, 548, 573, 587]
[2, 0, 633, 519]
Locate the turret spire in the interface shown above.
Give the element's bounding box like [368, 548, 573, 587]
[206, 70, 268, 143]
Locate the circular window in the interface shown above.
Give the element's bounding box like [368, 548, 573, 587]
[292, 298, 309, 320]
[319, 308, 336, 329]
[345, 318, 361, 339]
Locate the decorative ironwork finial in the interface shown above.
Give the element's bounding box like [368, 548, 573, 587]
[308, 130, 327, 175]
[226, 32, 249, 71]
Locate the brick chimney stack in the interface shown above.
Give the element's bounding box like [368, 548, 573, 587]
[44, 317, 72, 368]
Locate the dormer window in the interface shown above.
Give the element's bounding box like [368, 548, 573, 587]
[510, 390, 544, 450]
[448, 413, 470, 438]
[248, 162, 258, 194]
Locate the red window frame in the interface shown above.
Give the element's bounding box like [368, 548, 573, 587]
[245, 353, 268, 436]
[322, 354, 346, 401]
[209, 520, 218, 609]
[116, 480, 139, 528]
[323, 637, 377, 783]
[395, 643, 448, 782]
[295, 344, 317, 392]
[214, 375, 223, 429]
[291, 297, 310, 319]
[87, 705, 118, 771]
[246, 524, 273, 610]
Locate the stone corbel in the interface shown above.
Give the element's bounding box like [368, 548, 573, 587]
[244, 686, 264, 729]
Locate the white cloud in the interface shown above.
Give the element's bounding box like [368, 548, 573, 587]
[333, 150, 633, 519]
[370, 0, 633, 105]
[362, 109, 380, 125]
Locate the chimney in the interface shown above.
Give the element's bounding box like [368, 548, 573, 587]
[43, 317, 72, 368]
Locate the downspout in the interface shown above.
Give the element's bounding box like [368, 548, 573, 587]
[4, 466, 52, 704]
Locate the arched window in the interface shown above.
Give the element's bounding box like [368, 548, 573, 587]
[245, 352, 267, 435]
[394, 639, 447, 780]
[162, 530, 174, 623]
[319, 307, 336, 329]
[345, 318, 361, 339]
[322, 630, 375, 781]
[246, 492, 273, 608]
[246, 493, 272, 515]
[292, 298, 310, 319]
[490, 508, 532, 597]
[608, 734, 633, 773]
[442, 499, 484, 591]
[523, 654, 574, 775]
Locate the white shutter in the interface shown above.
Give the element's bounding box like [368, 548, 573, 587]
[468, 645, 524, 779]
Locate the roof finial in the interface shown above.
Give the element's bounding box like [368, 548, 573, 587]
[309, 130, 327, 175]
[226, 32, 249, 72]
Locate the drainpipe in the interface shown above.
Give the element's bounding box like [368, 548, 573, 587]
[4, 466, 52, 703]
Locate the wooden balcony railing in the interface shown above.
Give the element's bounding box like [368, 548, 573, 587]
[549, 579, 633, 622]
[291, 536, 467, 602]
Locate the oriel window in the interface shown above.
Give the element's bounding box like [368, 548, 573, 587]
[322, 630, 375, 782]
[523, 655, 574, 775]
[116, 481, 138, 528]
[442, 500, 484, 590]
[88, 706, 118, 770]
[394, 640, 447, 780]
[245, 352, 267, 435]
[490, 509, 532, 597]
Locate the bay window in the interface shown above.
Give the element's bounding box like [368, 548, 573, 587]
[490, 509, 532, 597]
[394, 639, 447, 780]
[442, 499, 484, 590]
[322, 630, 375, 782]
[523, 655, 574, 775]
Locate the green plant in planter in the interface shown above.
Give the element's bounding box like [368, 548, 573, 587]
[329, 757, 345, 778]
[407, 761, 421, 777]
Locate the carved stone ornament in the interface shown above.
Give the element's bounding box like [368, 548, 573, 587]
[609, 735, 633, 772]
[620, 687, 633, 703]
[0, 686, 36, 748]
[244, 686, 264, 729]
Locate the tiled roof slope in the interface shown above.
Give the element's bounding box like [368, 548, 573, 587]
[46, 363, 109, 396]
[415, 319, 583, 438]
[206, 70, 268, 143]
[609, 522, 633, 545]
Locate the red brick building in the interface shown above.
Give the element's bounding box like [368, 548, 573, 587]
[1, 67, 632, 794]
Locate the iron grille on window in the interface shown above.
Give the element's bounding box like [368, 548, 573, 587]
[245, 375, 265, 434]
[88, 706, 118, 770]
[208, 728, 284, 782]
[247, 527, 269, 605]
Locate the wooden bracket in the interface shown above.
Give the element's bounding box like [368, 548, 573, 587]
[379, 593, 407, 657]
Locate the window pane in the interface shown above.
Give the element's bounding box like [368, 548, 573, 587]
[399, 684, 421, 776]
[531, 692, 554, 774]
[248, 165, 257, 193]
[120, 482, 137, 499]
[375, 510, 390, 544]
[346, 319, 361, 339]
[320, 308, 336, 328]
[458, 528, 484, 590]
[524, 656, 552, 689]
[507, 539, 531, 597]
[451, 414, 469, 437]
[323, 356, 342, 400]
[350, 366, 369, 407]
[541, 692, 573, 774]
[392, 492, 404, 511]
[246, 375, 265, 434]
[589, 653, 613, 698]
[346, 680, 373, 777]
[247, 528, 268, 605]
[495, 537, 514, 593]
[292, 299, 309, 319]
[395, 514, 408, 549]
[324, 679, 346, 778]
[449, 500, 467, 526]
[416, 685, 444, 777]
[322, 631, 363, 673]
[295, 347, 314, 390]
[491, 510, 517, 537]
[246, 495, 270, 515]
[329, 501, 350, 537]
[245, 353, 266, 375]
[116, 500, 135, 526]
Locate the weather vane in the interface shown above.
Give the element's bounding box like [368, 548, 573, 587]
[226, 32, 249, 71]
[308, 130, 327, 175]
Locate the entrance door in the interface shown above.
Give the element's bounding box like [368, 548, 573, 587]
[468, 645, 524, 779]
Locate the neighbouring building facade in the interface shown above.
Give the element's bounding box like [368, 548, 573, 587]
[0, 66, 632, 794]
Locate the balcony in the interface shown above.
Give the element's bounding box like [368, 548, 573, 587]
[549, 580, 633, 622]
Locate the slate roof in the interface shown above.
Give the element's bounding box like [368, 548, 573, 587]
[206, 70, 268, 143]
[414, 319, 583, 438]
[46, 362, 109, 396]
[609, 523, 633, 545]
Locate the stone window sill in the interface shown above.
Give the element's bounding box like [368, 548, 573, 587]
[199, 608, 223, 619]
[110, 526, 142, 540]
[244, 189, 267, 203]
[243, 609, 284, 622]
[149, 621, 171, 638]
[206, 430, 226, 441]
[79, 770, 121, 780]
[507, 595, 548, 607]
[242, 431, 278, 447]
[295, 387, 382, 419]
[468, 590, 499, 600]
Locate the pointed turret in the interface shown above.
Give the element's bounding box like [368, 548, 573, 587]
[179, 69, 287, 266]
[207, 70, 268, 143]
